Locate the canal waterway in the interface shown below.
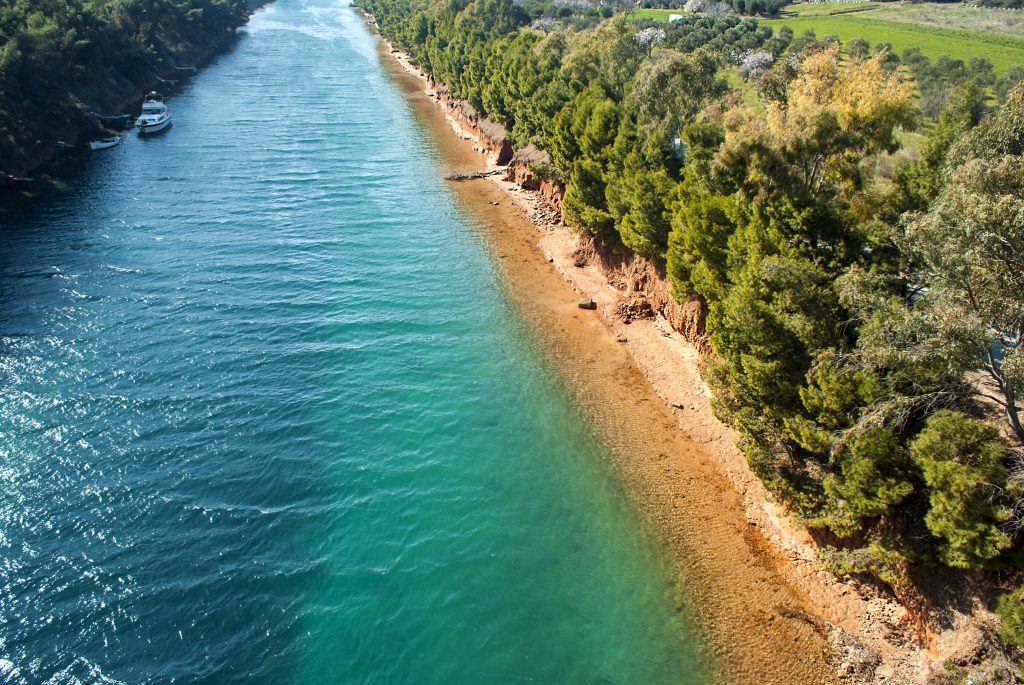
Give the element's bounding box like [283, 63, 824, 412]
[0, 1, 710, 682]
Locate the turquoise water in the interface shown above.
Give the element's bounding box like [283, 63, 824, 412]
[0, 2, 708, 682]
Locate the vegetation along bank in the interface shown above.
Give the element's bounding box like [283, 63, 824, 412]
[0, 0, 268, 179]
[360, 0, 1024, 679]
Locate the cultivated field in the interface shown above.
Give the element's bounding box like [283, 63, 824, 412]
[765, 2, 1024, 71]
[778, 2, 1024, 37]
[636, 3, 1024, 72]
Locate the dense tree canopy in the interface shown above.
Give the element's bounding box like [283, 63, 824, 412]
[0, 0, 251, 95]
[0, 0, 256, 172]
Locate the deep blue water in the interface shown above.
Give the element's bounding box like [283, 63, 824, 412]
[0, 2, 707, 682]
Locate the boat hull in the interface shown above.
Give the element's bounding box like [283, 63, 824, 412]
[138, 116, 172, 135]
[89, 137, 121, 150]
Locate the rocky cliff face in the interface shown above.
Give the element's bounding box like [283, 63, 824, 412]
[569, 237, 711, 353]
[500, 144, 710, 352]
[504, 146, 564, 212]
[431, 86, 514, 165]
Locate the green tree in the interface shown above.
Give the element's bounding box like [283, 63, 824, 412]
[666, 188, 735, 301]
[902, 85, 1024, 445]
[892, 82, 985, 212]
[562, 15, 645, 98]
[996, 64, 1024, 104]
[911, 410, 1013, 568]
[822, 426, 914, 536]
[563, 158, 617, 239]
[996, 584, 1024, 648]
[845, 37, 869, 61]
[626, 47, 724, 133]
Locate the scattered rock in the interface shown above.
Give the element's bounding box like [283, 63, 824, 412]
[578, 298, 597, 310]
[875, 663, 895, 680]
[614, 297, 654, 324]
[828, 628, 882, 682]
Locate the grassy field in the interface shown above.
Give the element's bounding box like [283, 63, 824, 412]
[636, 3, 1024, 73]
[785, 2, 1024, 37]
[874, 5, 1024, 37]
[722, 65, 763, 109]
[634, 7, 683, 20]
[764, 2, 1024, 72]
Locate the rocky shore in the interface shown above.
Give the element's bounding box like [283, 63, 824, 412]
[369, 16, 1016, 684]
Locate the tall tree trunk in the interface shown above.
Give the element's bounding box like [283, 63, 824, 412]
[1005, 385, 1024, 446]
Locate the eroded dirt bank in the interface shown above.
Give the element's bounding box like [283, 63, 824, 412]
[369, 22, 1005, 685]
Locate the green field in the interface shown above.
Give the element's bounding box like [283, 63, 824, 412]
[636, 3, 1024, 73]
[871, 3, 1024, 38]
[634, 7, 684, 20]
[765, 2, 1024, 72]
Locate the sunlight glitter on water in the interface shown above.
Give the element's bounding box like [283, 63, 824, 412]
[0, 2, 710, 683]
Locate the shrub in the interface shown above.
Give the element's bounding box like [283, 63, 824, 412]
[910, 411, 1013, 569]
[997, 585, 1024, 648]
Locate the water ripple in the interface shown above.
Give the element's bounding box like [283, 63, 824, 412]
[0, 0, 708, 683]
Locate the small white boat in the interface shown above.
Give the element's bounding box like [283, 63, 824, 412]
[89, 136, 121, 150]
[135, 92, 172, 135]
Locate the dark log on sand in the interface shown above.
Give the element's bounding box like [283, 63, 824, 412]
[444, 169, 502, 181]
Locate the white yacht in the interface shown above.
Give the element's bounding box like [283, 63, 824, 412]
[135, 92, 172, 135]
